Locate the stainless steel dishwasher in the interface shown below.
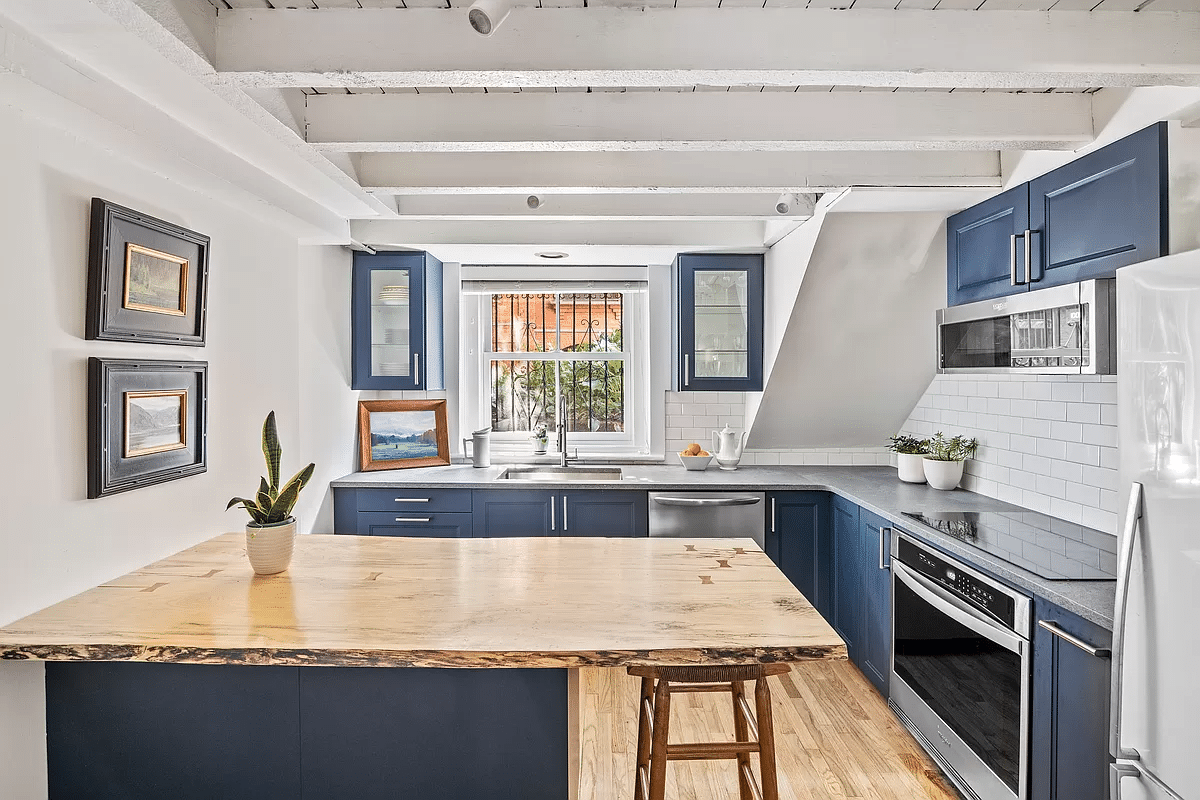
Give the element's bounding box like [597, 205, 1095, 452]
[647, 491, 766, 549]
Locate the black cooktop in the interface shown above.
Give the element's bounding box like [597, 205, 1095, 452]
[900, 511, 1117, 581]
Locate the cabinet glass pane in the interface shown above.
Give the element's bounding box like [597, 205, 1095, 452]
[693, 270, 749, 379]
[370, 269, 412, 378]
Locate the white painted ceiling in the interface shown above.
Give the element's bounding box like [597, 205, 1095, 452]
[3, 0, 1200, 260]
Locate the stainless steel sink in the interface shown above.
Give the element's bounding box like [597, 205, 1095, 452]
[495, 466, 623, 482]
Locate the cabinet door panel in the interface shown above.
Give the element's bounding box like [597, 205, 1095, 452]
[947, 184, 1030, 306]
[472, 490, 556, 537]
[351, 252, 444, 391]
[562, 491, 648, 537]
[358, 511, 473, 538]
[1030, 600, 1112, 800]
[765, 492, 831, 620]
[859, 509, 892, 697]
[1030, 122, 1167, 288]
[677, 254, 765, 392]
[831, 495, 862, 662]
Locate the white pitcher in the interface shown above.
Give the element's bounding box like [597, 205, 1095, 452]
[463, 428, 492, 468]
[711, 425, 748, 471]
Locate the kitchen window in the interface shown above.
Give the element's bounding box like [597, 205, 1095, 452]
[461, 274, 650, 456]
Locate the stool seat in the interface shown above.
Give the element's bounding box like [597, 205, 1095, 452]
[627, 662, 787, 800]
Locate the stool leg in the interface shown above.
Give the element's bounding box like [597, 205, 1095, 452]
[648, 678, 672, 800]
[633, 677, 654, 800]
[754, 677, 780, 800]
[731, 680, 753, 800]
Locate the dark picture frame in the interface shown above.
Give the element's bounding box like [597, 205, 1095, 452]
[88, 358, 208, 498]
[87, 199, 210, 346]
[357, 399, 450, 472]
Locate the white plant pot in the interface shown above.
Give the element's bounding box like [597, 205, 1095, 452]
[896, 453, 928, 484]
[923, 459, 965, 491]
[246, 518, 297, 575]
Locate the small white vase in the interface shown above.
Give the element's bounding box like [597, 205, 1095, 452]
[896, 453, 928, 484]
[246, 518, 297, 575]
[923, 459, 965, 491]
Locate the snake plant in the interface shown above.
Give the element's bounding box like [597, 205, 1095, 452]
[226, 411, 315, 526]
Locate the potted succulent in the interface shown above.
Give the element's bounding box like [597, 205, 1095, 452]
[888, 434, 930, 484]
[922, 432, 979, 491]
[530, 423, 549, 455]
[226, 411, 315, 575]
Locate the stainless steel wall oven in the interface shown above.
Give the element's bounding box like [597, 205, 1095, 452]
[890, 531, 1032, 800]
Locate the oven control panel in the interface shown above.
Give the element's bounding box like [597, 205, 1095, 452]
[896, 536, 1017, 629]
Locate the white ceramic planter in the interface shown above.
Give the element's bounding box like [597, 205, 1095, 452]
[245, 518, 297, 575]
[923, 459, 966, 491]
[896, 453, 928, 484]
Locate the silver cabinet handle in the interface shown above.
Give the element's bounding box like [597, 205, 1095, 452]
[1110, 482, 1144, 763]
[551, 495, 556, 531]
[770, 497, 776, 533]
[562, 496, 568, 531]
[1010, 233, 1019, 285]
[394, 498, 431, 503]
[651, 496, 762, 507]
[414, 352, 420, 386]
[1038, 620, 1111, 658]
[683, 354, 689, 387]
[1025, 228, 1034, 284]
[394, 517, 431, 523]
[879, 527, 890, 570]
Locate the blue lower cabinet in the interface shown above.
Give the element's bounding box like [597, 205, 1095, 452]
[472, 490, 557, 537]
[765, 492, 831, 619]
[560, 491, 648, 537]
[831, 495, 862, 663]
[1030, 599, 1112, 800]
[858, 509, 892, 696]
[356, 511, 473, 538]
[333, 487, 473, 535]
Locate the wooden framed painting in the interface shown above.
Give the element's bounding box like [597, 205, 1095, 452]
[86, 199, 210, 346]
[358, 399, 450, 472]
[88, 358, 208, 498]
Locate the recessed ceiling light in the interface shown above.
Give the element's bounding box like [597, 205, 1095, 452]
[535, 251, 569, 259]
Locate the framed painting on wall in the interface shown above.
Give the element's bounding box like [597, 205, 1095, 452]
[88, 358, 208, 498]
[86, 198, 210, 346]
[357, 399, 450, 472]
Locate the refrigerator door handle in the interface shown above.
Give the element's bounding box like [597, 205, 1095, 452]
[1110, 482, 1145, 763]
[1111, 761, 1188, 800]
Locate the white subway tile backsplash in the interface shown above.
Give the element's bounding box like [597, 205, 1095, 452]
[1099, 447, 1119, 471]
[1050, 461, 1084, 484]
[1066, 403, 1101, 425]
[1024, 382, 1054, 401]
[1100, 404, 1118, 426]
[1035, 438, 1068, 461]
[1065, 481, 1101, 507]
[1023, 418, 1052, 438]
[1051, 382, 1085, 402]
[1065, 442, 1101, 466]
[1082, 424, 1118, 448]
[1049, 421, 1084, 443]
[1034, 401, 1068, 421]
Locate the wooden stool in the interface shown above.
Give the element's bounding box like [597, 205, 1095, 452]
[627, 663, 791, 800]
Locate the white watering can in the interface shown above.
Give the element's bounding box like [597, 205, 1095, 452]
[711, 425, 749, 471]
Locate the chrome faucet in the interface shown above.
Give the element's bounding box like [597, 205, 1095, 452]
[557, 394, 577, 467]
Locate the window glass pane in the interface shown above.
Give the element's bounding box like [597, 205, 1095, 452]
[561, 360, 624, 433]
[491, 293, 557, 353]
[490, 360, 557, 433]
[560, 293, 623, 353]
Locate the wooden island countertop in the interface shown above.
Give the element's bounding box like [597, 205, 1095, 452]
[0, 533, 845, 668]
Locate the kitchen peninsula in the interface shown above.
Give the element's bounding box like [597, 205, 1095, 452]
[0, 533, 843, 799]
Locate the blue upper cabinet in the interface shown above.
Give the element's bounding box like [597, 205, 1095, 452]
[351, 251, 444, 391]
[948, 123, 1168, 306]
[676, 254, 764, 392]
[947, 184, 1031, 306]
[1029, 122, 1168, 289]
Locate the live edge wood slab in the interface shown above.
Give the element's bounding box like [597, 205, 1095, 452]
[0, 533, 845, 669]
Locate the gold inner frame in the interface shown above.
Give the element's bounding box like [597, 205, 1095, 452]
[124, 390, 188, 458]
[123, 243, 189, 316]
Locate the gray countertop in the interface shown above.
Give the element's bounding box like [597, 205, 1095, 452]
[332, 464, 1117, 629]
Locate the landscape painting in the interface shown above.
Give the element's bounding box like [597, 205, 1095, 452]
[124, 390, 187, 457]
[358, 399, 450, 471]
[124, 243, 188, 316]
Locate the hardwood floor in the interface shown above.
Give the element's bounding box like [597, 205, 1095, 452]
[578, 659, 960, 800]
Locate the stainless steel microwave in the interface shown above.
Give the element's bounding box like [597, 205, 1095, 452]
[936, 279, 1115, 375]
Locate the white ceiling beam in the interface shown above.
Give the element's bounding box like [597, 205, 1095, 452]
[305, 91, 1094, 152]
[216, 8, 1200, 89]
[391, 193, 817, 220]
[350, 219, 770, 248]
[359, 151, 1002, 194]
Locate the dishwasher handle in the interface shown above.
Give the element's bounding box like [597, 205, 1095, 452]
[651, 495, 762, 508]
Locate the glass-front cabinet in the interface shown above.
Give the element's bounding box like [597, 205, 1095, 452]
[351, 251, 444, 390]
[676, 253, 764, 392]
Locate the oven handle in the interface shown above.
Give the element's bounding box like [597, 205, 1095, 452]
[893, 560, 1026, 655]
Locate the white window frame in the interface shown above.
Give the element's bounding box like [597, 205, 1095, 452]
[460, 272, 651, 458]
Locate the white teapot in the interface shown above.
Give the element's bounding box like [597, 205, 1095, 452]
[711, 425, 748, 471]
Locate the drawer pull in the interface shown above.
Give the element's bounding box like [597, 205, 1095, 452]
[394, 517, 432, 523]
[394, 498, 431, 503]
[1038, 620, 1111, 658]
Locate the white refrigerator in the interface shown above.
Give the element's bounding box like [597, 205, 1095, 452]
[1114, 249, 1200, 800]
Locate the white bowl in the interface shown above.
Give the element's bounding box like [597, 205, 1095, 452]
[678, 453, 713, 471]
